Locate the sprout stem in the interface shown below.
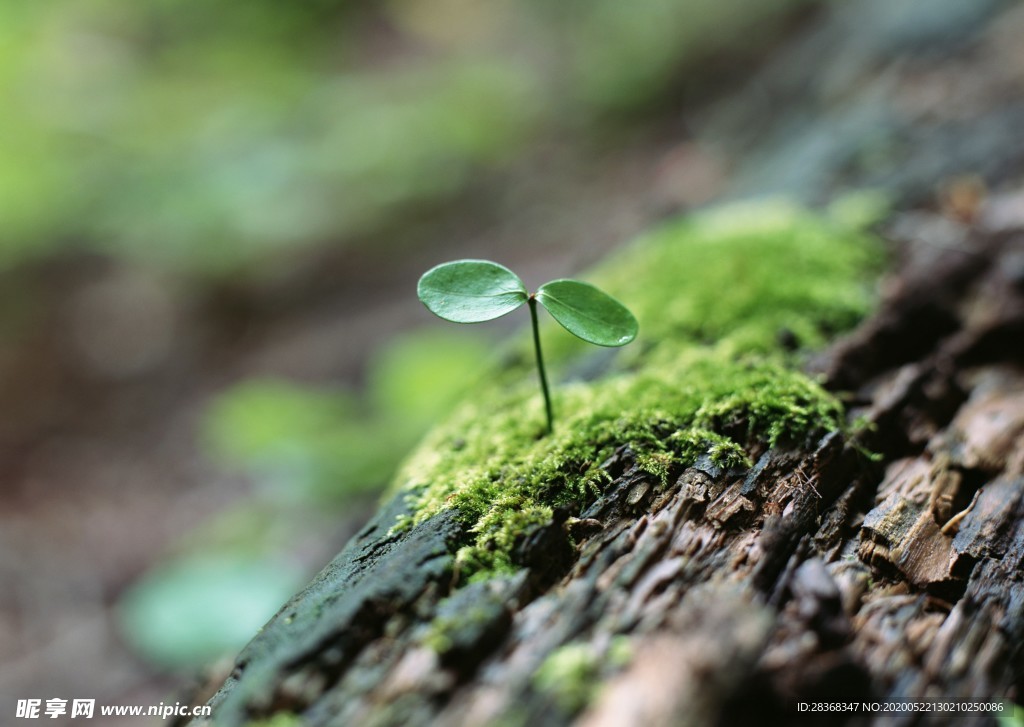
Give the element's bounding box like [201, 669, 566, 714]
[528, 296, 554, 434]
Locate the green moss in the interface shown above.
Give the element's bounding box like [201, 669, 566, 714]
[422, 614, 458, 653]
[533, 639, 630, 714]
[421, 580, 510, 655]
[533, 642, 600, 713]
[390, 199, 884, 579]
[997, 702, 1024, 727]
[584, 198, 883, 356]
[607, 635, 633, 668]
[527, 637, 635, 715]
[423, 603, 491, 654]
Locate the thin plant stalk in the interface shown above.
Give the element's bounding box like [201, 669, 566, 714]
[528, 295, 554, 434]
[418, 259, 637, 435]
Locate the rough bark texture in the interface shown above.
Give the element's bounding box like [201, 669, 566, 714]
[186, 3, 1024, 726]
[186, 203, 1024, 727]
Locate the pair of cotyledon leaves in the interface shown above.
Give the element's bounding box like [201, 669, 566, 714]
[417, 260, 638, 347]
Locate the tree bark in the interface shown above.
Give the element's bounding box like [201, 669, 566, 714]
[186, 202, 1024, 727]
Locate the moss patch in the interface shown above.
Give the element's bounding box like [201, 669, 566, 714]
[533, 636, 632, 714]
[390, 199, 884, 579]
[533, 642, 601, 713]
[421, 579, 512, 657]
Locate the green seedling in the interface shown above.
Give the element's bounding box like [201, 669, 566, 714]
[418, 259, 638, 433]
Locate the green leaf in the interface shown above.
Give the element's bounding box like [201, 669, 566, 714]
[119, 555, 301, 669]
[536, 279, 638, 347]
[418, 259, 528, 323]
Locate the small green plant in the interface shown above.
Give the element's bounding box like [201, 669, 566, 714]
[418, 259, 638, 433]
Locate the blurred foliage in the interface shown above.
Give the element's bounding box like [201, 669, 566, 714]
[0, 2, 535, 273]
[366, 326, 491, 425]
[999, 703, 1024, 727]
[119, 554, 302, 669]
[1, 0, 814, 275]
[554, 0, 812, 110]
[117, 328, 492, 669]
[204, 380, 382, 503]
[203, 327, 492, 503]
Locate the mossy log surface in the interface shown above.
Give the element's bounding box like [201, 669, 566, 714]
[187, 203, 1024, 727]
[186, 3, 1024, 724]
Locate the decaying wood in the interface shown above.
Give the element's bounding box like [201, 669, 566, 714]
[185, 199, 1024, 727]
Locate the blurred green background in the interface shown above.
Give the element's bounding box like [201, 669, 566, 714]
[0, 0, 818, 704]
[0, 0, 806, 275]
